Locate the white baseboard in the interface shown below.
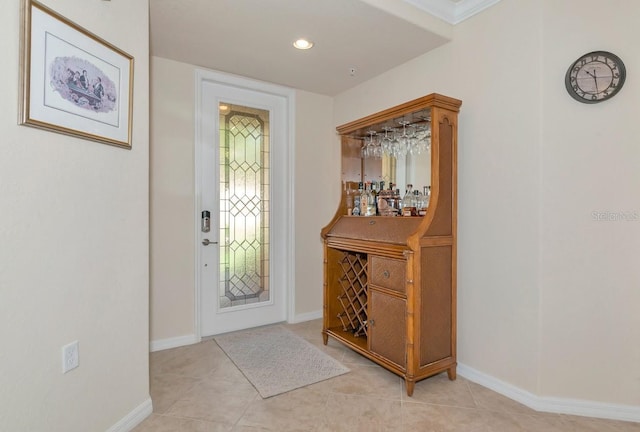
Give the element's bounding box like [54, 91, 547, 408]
[106, 398, 153, 432]
[150, 334, 199, 352]
[458, 363, 640, 423]
[289, 309, 323, 324]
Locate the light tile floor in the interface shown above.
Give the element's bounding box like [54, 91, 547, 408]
[134, 319, 640, 432]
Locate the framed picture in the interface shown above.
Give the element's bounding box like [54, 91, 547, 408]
[19, 0, 134, 149]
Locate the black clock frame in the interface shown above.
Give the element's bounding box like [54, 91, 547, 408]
[565, 51, 626, 104]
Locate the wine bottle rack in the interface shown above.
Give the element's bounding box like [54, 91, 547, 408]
[336, 251, 368, 338]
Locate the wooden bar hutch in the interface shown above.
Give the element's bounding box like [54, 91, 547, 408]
[321, 93, 461, 396]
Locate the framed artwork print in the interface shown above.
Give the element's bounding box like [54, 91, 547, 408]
[19, 0, 134, 149]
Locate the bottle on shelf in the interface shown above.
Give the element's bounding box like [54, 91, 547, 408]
[377, 182, 395, 216]
[360, 182, 370, 216]
[414, 190, 422, 216]
[393, 188, 401, 213]
[425, 186, 431, 205]
[369, 181, 378, 216]
[360, 182, 373, 216]
[345, 183, 355, 216]
[402, 184, 416, 217]
[352, 182, 363, 216]
[416, 187, 426, 216]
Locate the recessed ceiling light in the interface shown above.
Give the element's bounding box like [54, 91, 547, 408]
[293, 39, 314, 50]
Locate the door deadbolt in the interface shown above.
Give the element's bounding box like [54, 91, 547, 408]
[201, 211, 211, 233]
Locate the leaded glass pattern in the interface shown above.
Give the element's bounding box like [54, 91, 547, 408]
[219, 103, 270, 308]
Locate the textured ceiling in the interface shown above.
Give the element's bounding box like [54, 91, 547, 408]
[149, 0, 498, 96]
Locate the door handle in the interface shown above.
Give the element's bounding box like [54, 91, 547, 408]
[202, 239, 218, 246]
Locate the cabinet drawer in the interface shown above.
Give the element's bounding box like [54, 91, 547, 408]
[370, 256, 405, 294]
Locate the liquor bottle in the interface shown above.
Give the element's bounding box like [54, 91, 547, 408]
[361, 182, 373, 216]
[369, 182, 378, 216]
[402, 184, 416, 217]
[424, 185, 431, 208]
[416, 187, 426, 216]
[352, 182, 363, 216]
[345, 183, 354, 216]
[360, 182, 369, 216]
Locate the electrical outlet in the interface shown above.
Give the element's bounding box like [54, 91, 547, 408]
[62, 341, 79, 373]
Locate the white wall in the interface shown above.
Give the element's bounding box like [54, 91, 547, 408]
[293, 90, 337, 316]
[0, 1, 150, 431]
[538, 0, 640, 406]
[334, 0, 640, 412]
[150, 57, 334, 342]
[150, 57, 196, 343]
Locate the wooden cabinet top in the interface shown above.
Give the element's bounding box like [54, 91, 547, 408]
[336, 93, 462, 137]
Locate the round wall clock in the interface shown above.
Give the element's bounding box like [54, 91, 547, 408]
[565, 51, 626, 104]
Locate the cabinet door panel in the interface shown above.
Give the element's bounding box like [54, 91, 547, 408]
[369, 290, 406, 368]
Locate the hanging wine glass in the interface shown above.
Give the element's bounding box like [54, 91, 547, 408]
[412, 116, 431, 155]
[361, 131, 373, 158]
[406, 123, 420, 155]
[410, 125, 424, 155]
[361, 135, 369, 158]
[421, 122, 432, 154]
[367, 130, 381, 159]
[394, 121, 410, 158]
[386, 128, 399, 158]
[380, 127, 393, 156]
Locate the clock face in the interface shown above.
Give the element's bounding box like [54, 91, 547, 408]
[565, 51, 626, 103]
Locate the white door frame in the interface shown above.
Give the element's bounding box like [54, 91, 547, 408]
[194, 68, 296, 339]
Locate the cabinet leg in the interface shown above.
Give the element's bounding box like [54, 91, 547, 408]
[322, 331, 328, 345]
[447, 365, 457, 381]
[405, 378, 415, 396]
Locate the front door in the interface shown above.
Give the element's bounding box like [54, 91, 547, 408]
[198, 74, 290, 336]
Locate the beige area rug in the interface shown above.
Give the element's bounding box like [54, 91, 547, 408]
[214, 324, 349, 398]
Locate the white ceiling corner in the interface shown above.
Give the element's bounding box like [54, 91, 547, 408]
[403, 0, 502, 24]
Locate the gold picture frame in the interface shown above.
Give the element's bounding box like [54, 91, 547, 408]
[19, 0, 134, 149]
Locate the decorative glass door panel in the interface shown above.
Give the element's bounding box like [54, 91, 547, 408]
[218, 103, 270, 309]
[199, 73, 288, 337]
